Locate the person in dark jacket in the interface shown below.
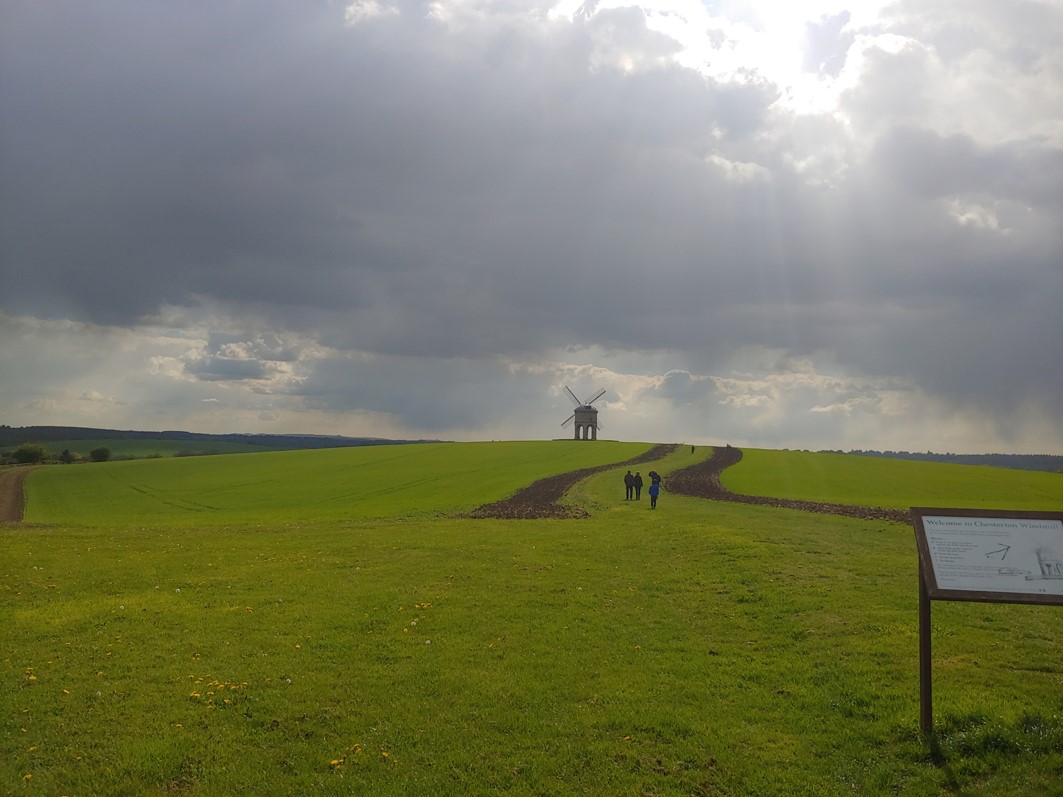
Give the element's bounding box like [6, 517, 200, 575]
[633, 472, 644, 500]
[624, 470, 634, 500]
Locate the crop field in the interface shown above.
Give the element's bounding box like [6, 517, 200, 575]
[724, 449, 1063, 512]
[20, 441, 652, 527]
[2, 442, 1061, 796]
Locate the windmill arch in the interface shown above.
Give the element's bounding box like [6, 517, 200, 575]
[561, 386, 605, 441]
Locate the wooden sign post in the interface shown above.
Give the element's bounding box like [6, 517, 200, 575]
[910, 508, 1063, 736]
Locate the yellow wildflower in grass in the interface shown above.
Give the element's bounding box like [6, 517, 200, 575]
[189, 678, 248, 706]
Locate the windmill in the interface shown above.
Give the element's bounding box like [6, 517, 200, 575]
[561, 386, 606, 441]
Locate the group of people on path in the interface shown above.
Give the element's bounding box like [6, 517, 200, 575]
[624, 469, 663, 509]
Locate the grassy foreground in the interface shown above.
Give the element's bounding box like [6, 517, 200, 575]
[3, 443, 1062, 795]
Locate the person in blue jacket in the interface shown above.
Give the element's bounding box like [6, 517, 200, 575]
[648, 479, 660, 509]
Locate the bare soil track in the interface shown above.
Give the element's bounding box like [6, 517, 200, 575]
[470, 444, 910, 524]
[665, 446, 911, 524]
[467, 444, 680, 519]
[0, 468, 31, 523]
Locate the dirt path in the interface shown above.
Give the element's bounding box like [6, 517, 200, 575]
[0, 467, 31, 523]
[469, 444, 910, 524]
[467, 444, 680, 519]
[666, 446, 911, 524]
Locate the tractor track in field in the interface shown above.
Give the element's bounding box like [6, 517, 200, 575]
[0, 467, 32, 524]
[469, 444, 911, 524]
[663, 446, 912, 524]
[466, 444, 680, 519]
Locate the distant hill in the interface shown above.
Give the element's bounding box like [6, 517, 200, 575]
[841, 449, 1063, 474]
[5, 427, 1058, 473]
[0, 425, 438, 455]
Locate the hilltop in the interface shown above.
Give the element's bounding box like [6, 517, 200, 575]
[842, 448, 1063, 473]
[0, 425, 438, 454]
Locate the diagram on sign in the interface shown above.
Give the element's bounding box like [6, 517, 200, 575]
[985, 545, 1010, 560]
[919, 515, 1063, 597]
[1032, 547, 1063, 579]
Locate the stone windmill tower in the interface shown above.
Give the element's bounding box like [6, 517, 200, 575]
[561, 386, 605, 440]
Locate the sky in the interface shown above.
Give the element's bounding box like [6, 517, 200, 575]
[2, 0, 1061, 453]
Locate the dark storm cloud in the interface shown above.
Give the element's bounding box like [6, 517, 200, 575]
[873, 127, 1063, 205]
[184, 356, 277, 382]
[292, 353, 549, 431]
[1, 0, 1061, 449]
[2, 2, 369, 320]
[0, 0, 777, 345]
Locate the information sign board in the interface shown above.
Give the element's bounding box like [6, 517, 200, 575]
[912, 508, 1063, 605]
[912, 507, 1063, 736]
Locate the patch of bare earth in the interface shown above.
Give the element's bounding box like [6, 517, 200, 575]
[469, 445, 911, 524]
[467, 444, 680, 519]
[0, 468, 30, 524]
[666, 446, 911, 524]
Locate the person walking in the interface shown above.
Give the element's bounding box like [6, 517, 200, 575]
[648, 479, 660, 509]
[624, 470, 634, 500]
[633, 471, 643, 500]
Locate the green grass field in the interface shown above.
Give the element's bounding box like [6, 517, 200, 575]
[22, 441, 652, 527]
[3, 443, 1061, 796]
[725, 449, 1063, 512]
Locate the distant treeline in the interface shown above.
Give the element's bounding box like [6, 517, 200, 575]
[840, 449, 1063, 474]
[0, 425, 437, 451]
